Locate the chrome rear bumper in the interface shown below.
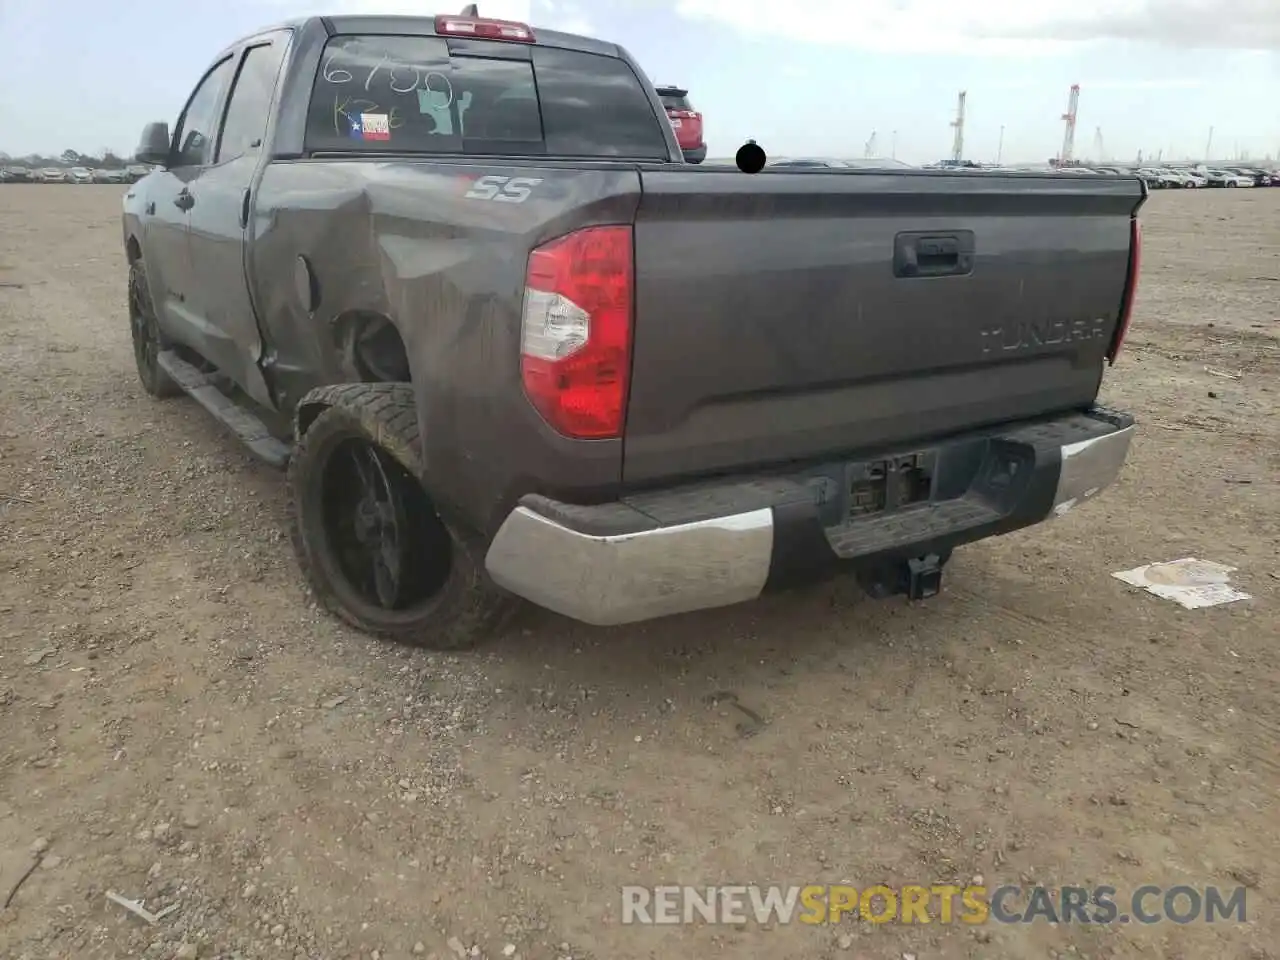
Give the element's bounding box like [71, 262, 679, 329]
[1051, 423, 1136, 517]
[484, 506, 774, 626]
[485, 410, 1136, 626]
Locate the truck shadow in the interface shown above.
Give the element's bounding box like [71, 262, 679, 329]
[473, 566, 980, 740]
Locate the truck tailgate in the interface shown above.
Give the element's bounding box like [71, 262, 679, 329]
[623, 168, 1144, 486]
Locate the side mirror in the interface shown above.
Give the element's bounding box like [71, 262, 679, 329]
[134, 122, 172, 167]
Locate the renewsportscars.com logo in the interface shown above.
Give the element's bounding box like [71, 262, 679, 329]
[621, 884, 1249, 926]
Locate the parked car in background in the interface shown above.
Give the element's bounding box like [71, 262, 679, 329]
[1136, 168, 1169, 188]
[5, 166, 33, 183]
[839, 158, 915, 169]
[654, 85, 705, 163]
[1226, 167, 1272, 187]
[927, 159, 985, 170]
[67, 167, 95, 184]
[769, 158, 915, 170]
[1204, 169, 1254, 187]
[124, 164, 153, 182]
[93, 168, 130, 184]
[769, 158, 842, 168]
[1156, 169, 1203, 188]
[37, 167, 66, 183]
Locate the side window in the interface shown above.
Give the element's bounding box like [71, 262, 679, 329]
[173, 57, 235, 167]
[217, 41, 289, 164]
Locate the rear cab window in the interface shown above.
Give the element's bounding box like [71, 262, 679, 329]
[305, 34, 670, 159]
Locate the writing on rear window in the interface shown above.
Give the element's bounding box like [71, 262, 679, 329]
[305, 35, 669, 159]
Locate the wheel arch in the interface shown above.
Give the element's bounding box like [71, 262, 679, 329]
[296, 311, 415, 438]
[330, 309, 413, 385]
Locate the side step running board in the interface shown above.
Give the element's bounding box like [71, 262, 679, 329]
[157, 350, 291, 469]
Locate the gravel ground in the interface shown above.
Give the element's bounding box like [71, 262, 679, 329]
[0, 183, 1277, 960]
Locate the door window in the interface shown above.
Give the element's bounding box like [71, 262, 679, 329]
[217, 40, 289, 164]
[172, 57, 234, 167]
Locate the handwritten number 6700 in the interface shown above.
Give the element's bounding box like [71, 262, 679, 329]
[323, 52, 451, 105]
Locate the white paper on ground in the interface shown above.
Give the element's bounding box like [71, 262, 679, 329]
[1112, 557, 1252, 609]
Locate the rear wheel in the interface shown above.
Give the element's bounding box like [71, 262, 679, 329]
[128, 260, 181, 398]
[287, 384, 514, 649]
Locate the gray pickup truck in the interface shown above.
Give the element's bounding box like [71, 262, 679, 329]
[121, 10, 1144, 649]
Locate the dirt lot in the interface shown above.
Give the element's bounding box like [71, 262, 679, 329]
[0, 184, 1277, 960]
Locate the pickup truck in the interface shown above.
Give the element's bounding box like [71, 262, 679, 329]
[122, 10, 1145, 650]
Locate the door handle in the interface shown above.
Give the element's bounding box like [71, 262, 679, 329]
[174, 190, 195, 212]
[893, 230, 975, 278]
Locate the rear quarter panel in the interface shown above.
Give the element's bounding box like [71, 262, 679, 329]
[249, 158, 643, 536]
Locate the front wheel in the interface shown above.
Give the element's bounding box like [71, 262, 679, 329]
[127, 259, 181, 398]
[287, 383, 515, 650]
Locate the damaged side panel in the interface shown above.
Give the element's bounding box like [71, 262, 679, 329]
[249, 158, 644, 534]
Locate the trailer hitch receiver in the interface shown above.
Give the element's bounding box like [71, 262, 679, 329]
[905, 554, 944, 600]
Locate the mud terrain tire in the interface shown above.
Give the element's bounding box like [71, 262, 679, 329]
[128, 260, 181, 398]
[287, 383, 514, 650]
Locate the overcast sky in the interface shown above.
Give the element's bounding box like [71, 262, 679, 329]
[0, 0, 1277, 163]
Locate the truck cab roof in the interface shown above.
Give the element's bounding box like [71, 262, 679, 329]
[220, 13, 619, 61]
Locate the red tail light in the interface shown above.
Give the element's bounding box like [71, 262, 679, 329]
[1107, 217, 1142, 364]
[434, 15, 534, 42]
[521, 226, 634, 439]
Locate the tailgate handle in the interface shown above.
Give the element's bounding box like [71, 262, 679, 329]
[894, 231, 974, 279]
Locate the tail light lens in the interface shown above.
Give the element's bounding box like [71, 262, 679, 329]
[1107, 217, 1141, 365]
[520, 226, 634, 439]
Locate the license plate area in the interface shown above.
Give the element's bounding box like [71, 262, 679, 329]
[849, 453, 936, 520]
[798, 450, 939, 528]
